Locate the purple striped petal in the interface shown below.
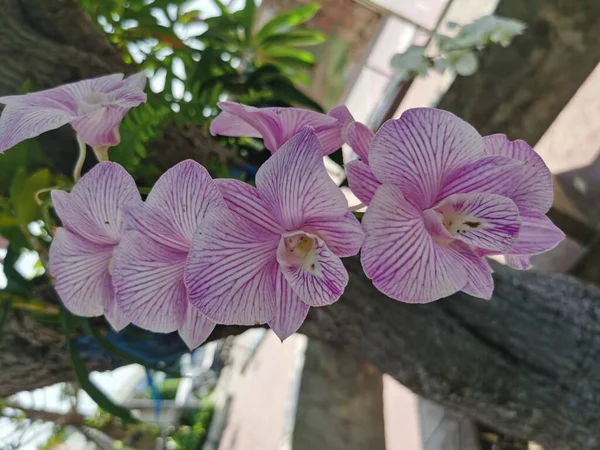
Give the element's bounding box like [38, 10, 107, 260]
[127, 160, 225, 251]
[71, 106, 127, 148]
[112, 73, 148, 104]
[113, 232, 188, 333]
[215, 179, 281, 235]
[302, 212, 365, 257]
[361, 184, 469, 303]
[179, 304, 216, 350]
[319, 105, 354, 155]
[432, 192, 520, 252]
[484, 134, 553, 213]
[255, 128, 347, 230]
[185, 208, 279, 325]
[345, 160, 381, 205]
[212, 102, 340, 154]
[268, 270, 310, 341]
[345, 121, 374, 162]
[210, 111, 262, 138]
[438, 156, 524, 200]
[369, 108, 484, 209]
[51, 162, 141, 245]
[49, 228, 114, 317]
[277, 232, 348, 307]
[104, 296, 131, 332]
[56, 74, 125, 103]
[455, 242, 494, 300]
[0, 101, 74, 152]
[507, 209, 565, 257]
[505, 255, 532, 270]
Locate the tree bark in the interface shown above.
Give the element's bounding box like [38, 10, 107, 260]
[1, 1, 600, 449]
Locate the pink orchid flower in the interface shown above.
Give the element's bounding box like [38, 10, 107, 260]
[0, 73, 147, 153]
[210, 101, 354, 155]
[112, 160, 224, 349]
[185, 128, 365, 340]
[353, 108, 564, 303]
[49, 162, 142, 330]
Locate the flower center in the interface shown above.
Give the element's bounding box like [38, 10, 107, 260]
[78, 92, 110, 115]
[277, 231, 320, 274]
[436, 205, 483, 236]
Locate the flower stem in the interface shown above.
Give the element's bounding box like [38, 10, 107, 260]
[73, 136, 87, 182]
[348, 202, 366, 212]
[93, 146, 110, 162]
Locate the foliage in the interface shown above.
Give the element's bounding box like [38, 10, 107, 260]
[145, 377, 181, 400]
[390, 15, 526, 79]
[170, 401, 215, 450]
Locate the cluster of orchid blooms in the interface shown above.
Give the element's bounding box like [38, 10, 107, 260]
[0, 73, 565, 348]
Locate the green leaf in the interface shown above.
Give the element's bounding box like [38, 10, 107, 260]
[10, 168, 52, 226]
[256, 4, 320, 42]
[261, 47, 315, 64]
[240, 0, 257, 43]
[60, 306, 139, 424]
[211, 0, 231, 17]
[0, 139, 50, 195]
[260, 29, 325, 48]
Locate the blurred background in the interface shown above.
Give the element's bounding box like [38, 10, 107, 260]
[0, 0, 599, 449]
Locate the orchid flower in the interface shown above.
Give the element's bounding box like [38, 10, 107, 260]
[210, 101, 354, 155]
[352, 108, 564, 303]
[0, 73, 147, 156]
[184, 128, 365, 340]
[112, 160, 224, 349]
[49, 162, 142, 330]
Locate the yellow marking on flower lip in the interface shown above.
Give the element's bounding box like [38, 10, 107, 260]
[279, 232, 321, 275]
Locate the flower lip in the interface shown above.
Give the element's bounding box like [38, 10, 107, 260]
[277, 230, 321, 275]
[78, 92, 112, 115]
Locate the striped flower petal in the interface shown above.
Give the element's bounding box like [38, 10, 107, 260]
[437, 156, 524, 201]
[126, 160, 225, 251]
[185, 208, 279, 325]
[302, 211, 365, 257]
[506, 209, 565, 257]
[369, 108, 484, 209]
[277, 232, 347, 307]
[361, 184, 470, 303]
[179, 304, 216, 350]
[268, 270, 310, 341]
[215, 178, 282, 235]
[52, 162, 141, 245]
[345, 160, 381, 205]
[104, 296, 131, 332]
[71, 106, 126, 148]
[345, 121, 374, 162]
[505, 255, 532, 270]
[455, 242, 494, 300]
[113, 232, 188, 333]
[484, 134, 553, 213]
[432, 192, 521, 252]
[255, 128, 347, 230]
[49, 228, 114, 317]
[210, 101, 347, 154]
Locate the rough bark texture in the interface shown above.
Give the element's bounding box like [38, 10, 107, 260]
[1, 1, 600, 449]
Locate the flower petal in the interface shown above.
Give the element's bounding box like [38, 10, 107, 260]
[49, 228, 114, 317]
[438, 156, 524, 200]
[361, 184, 469, 303]
[104, 296, 131, 332]
[302, 211, 365, 257]
[0, 101, 74, 153]
[319, 105, 354, 155]
[185, 208, 279, 325]
[507, 209, 565, 256]
[127, 160, 225, 251]
[179, 305, 216, 350]
[369, 108, 484, 209]
[215, 179, 282, 235]
[255, 128, 347, 230]
[454, 242, 494, 300]
[210, 111, 262, 138]
[56, 74, 125, 103]
[505, 255, 532, 270]
[52, 162, 141, 245]
[111, 72, 148, 105]
[277, 232, 348, 307]
[268, 270, 310, 341]
[345, 121, 374, 162]
[345, 160, 381, 205]
[213, 102, 339, 153]
[432, 192, 521, 252]
[113, 232, 188, 333]
[71, 106, 127, 148]
[484, 134, 553, 213]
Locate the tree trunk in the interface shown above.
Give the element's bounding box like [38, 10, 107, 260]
[1, 1, 600, 449]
